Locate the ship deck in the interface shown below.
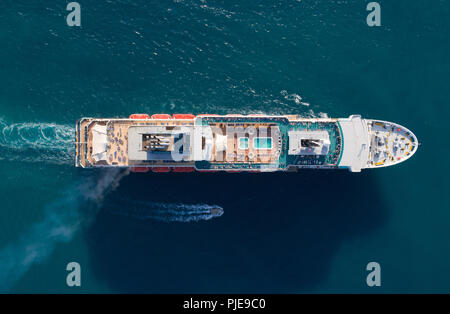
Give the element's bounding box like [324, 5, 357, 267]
[76, 115, 344, 171]
[286, 121, 342, 167]
[208, 122, 282, 164]
[366, 120, 418, 168]
[194, 116, 341, 171]
[77, 118, 196, 168]
[75, 115, 418, 172]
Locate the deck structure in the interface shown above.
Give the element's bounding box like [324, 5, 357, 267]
[75, 114, 418, 172]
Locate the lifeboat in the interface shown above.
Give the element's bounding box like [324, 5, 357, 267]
[152, 167, 171, 173]
[130, 167, 149, 173]
[173, 114, 196, 120]
[197, 114, 220, 117]
[151, 114, 172, 119]
[129, 114, 150, 119]
[172, 167, 196, 173]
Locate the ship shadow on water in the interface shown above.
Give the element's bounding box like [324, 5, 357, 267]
[86, 170, 387, 293]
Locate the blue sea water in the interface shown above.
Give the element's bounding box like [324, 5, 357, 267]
[0, 0, 449, 293]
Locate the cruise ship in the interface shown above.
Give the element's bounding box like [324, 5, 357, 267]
[75, 114, 418, 172]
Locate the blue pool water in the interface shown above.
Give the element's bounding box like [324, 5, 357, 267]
[0, 0, 449, 293]
[239, 137, 249, 150]
[254, 137, 272, 149]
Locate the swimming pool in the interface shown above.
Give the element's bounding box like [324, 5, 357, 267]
[238, 137, 273, 149]
[238, 137, 249, 149]
[254, 137, 272, 149]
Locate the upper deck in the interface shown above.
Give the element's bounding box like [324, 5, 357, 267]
[76, 117, 196, 168]
[75, 114, 418, 172]
[76, 114, 344, 171]
[366, 119, 418, 168]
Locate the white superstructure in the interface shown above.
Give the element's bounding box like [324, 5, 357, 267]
[75, 114, 418, 172]
[336, 115, 418, 172]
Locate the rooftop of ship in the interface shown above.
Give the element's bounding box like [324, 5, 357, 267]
[75, 113, 418, 172]
[366, 119, 418, 168]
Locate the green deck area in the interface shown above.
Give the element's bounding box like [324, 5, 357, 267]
[195, 117, 342, 171]
[285, 121, 342, 167]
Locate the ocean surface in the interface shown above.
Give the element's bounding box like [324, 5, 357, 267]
[0, 0, 449, 293]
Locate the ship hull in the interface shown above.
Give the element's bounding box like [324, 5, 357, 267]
[75, 114, 418, 172]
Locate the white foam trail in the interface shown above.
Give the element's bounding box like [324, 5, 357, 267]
[235, 108, 328, 119]
[0, 167, 223, 291]
[0, 168, 128, 292]
[0, 118, 74, 165]
[0, 193, 80, 291]
[107, 198, 224, 223]
[280, 90, 310, 107]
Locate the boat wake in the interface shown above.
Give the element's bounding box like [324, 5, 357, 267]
[0, 118, 74, 165]
[0, 168, 223, 291]
[0, 169, 127, 292]
[106, 197, 224, 223]
[280, 90, 310, 107]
